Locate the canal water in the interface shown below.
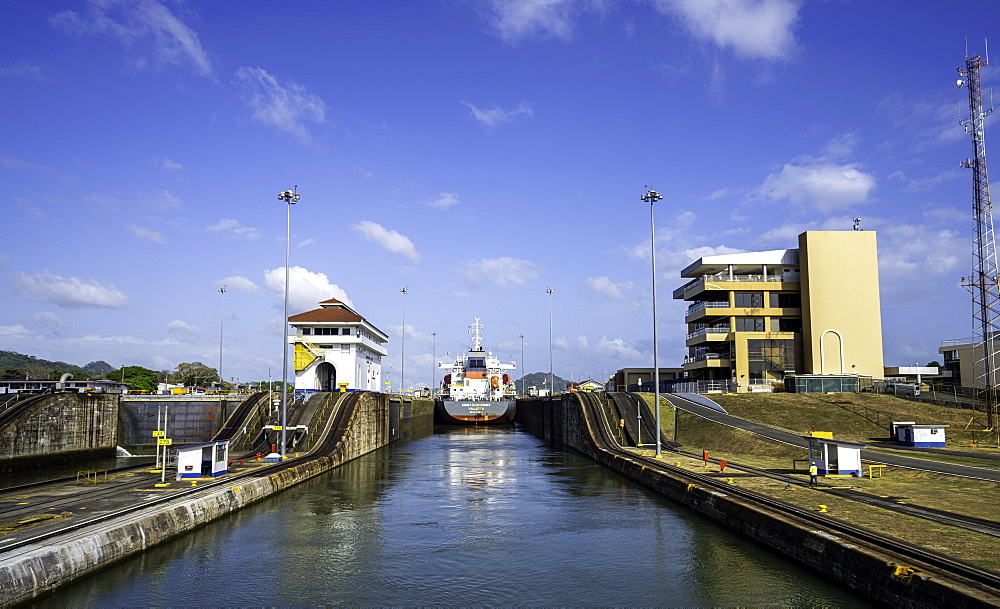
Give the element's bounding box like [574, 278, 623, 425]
[29, 427, 871, 607]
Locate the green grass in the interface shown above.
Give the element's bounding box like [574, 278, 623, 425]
[631, 391, 1000, 569]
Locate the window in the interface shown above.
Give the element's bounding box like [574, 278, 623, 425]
[735, 318, 765, 332]
[302, 328, 312, 335]
[747, 339, 796, 382]
[773, 318, 802, 333]
[769, 293, 801, 308]
[342, 344, 350, 353]
[342, 328, 351, 335]
[734, 292, 763, 308]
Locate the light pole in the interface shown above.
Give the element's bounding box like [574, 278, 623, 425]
[642, 188, 664, 458]
[278, 186, 300, 458]
[546, 287, 555, 395]
[519, 334, 524, 395]
[400, 286, 409, 396]
[218, 285, 227, 391]
[432, 331, 437, 396]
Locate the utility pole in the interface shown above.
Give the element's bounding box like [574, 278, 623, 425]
[958, 49, 1000, 430]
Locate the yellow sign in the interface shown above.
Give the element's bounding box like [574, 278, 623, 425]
[157, 438, 172, 446]
[152, 430, 164, 437]
[273, 425, 283, 431]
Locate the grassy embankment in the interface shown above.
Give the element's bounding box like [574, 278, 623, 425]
[633, 392, 1000, 570]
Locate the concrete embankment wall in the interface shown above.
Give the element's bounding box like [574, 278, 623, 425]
[515, 395, 998, 609]
[0, 393, 118, 472]
[0, 392, 435, 606]
[119, 397, 243, 449]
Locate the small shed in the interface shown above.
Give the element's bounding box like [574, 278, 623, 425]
[896, 424, 949, 448]
[805, 436, 866, 477]
[175, 440, 230, 480]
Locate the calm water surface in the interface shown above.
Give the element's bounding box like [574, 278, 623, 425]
[31, 427, 871, 607]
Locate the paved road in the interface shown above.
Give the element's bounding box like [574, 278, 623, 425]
[663, 393, 1000, 483]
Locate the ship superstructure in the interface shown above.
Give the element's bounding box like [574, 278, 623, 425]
[435, 318, 516, 424]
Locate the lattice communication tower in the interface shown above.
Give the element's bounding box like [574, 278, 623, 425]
[958, 51, 1000, 430]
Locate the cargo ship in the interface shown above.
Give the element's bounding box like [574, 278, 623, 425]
[435, 318, 516, 425]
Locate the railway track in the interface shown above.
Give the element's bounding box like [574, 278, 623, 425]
[575, 392, 1000, 596]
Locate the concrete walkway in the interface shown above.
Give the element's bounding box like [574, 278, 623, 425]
[662, 394, 1000, 483]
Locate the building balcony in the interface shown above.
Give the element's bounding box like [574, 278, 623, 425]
[685, 327, 731, 346]
[682, 352, 731, 370]
[673, 275, 798, 300]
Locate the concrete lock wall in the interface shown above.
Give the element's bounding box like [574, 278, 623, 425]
[119, 398, 238, 448]
[0, 392, 435, 606]
[514, 395, 997, 608]
[0, 393, 119, 472]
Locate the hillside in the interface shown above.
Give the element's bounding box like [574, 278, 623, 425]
[0, 350, 114, 380]
[518, 371, 569, 394]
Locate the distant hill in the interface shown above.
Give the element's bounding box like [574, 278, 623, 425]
[518, 371, 569, 394]
[0, 350, 105, 380]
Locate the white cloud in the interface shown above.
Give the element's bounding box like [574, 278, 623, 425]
[16, 198, 44, 219]
[151, 189, 184, 210]
[0, 62, 45, 81]
[456, 257, 540, 289]
[428, 192, 460, 209]
[585, 276, 633, 300]
[156, 157, 183, 171]
[351, 220, 421, 262]
[217, 275, 260, 293]
[653, 0, 801, 60]
[125, 223, 167, 245]
[298, 238, 317, 248]
[462, 101, 534, 127]
[263, 266, 354, 312]
[207, 218, 261, 241]
[13, 271, 129, 308]
[757, 162, 876, 213]
[51, 0, 213, 77]
[487, 0, 576, 43]
[167, 319, 201, 337]
[0, 324, 30, 336]
[234, 66, 327, 144]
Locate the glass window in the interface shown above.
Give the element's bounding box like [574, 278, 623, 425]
[747, 339, 796, 382]
[342, 328, 351, 335]
[735, 318, 765, 332]
[769, 293, 801, 308]
[302, 328, 311, 335]
[734, 292, 763, 308]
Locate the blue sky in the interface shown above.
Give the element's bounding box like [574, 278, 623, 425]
[1, 0, 995, 389]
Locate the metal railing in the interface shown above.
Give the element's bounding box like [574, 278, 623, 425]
[685, 300, 730, 316]
[668, 380, 737, 394]
[686, 327, 731, 340]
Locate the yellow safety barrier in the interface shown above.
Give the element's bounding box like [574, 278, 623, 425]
[867, 464, 888, 479]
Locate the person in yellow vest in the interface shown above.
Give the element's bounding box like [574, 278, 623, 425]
[809, 462, 819, 486]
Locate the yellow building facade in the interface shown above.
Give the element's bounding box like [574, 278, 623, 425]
[675, 230, 884, 393]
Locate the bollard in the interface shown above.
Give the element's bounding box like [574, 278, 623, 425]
[727, 477, 734, 484]
[190, 480, 198, 487]
[675, 462, 681, 466]
[818, 505, 828, 513]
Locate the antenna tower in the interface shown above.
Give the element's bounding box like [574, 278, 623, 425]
[958, 49, 999, 430]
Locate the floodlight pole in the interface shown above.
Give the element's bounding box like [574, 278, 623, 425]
[278, 187, 300, 458]
[519, 334, 525, 395]
[400, 287, 409, 396]
[218, 285, 227, 391]
[546, 288, 555, 395]
[642, 189, 664, 458]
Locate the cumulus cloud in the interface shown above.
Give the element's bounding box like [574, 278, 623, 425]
[756, 162, 876, 213]
[0, 324, 30, 336]
[51, 0, 213, 77]
[125, 223, 167, 245]
[207, 218, 261, 241]
[233, 66, 327, 144]
[487, 0, 577, 42]
[263, 266, 354, 312]
[167, 319, 200, 337]
[428, 192, 460, 209]
[455, 257, 540, 289]
[13, 271, 129, 308]
[351, 220, 421, 262]
[652, 0, 801, 60]
[462, 101, 534, 127]
[30, 312, 65, 336]
[585, 276, 633, 300]
[217, 275, 260, 293]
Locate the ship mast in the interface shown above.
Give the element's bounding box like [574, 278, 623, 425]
[958, 48, 1000, 430]
[469, 317, 485, 351]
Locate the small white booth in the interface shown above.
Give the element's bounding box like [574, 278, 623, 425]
[175, 440, 230, 480]
[805, 436, 866, 477]
[896, 423, 949, 448]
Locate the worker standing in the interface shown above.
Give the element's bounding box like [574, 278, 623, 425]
[809, 462, 819, 486]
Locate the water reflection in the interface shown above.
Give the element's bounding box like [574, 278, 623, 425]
[28, 427, 870, 607]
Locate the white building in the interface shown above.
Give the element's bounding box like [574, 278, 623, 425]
[288, 298, 388, 393]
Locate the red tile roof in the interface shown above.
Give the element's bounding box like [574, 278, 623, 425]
[288, 308, 363, 323]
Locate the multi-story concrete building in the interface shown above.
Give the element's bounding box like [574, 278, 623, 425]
[287, 298, 388, 392]
[674, 230, 884, 393]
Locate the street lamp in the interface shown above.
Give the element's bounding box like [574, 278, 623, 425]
[432, 331, 437, 397]
[546, 287, 555, 396]
[519, 334, 524, 395]
[642, 188, 664, 458]
[278, 186, 300, 458]
[400, 286, 409, 396]
[218, 285, 227, 392]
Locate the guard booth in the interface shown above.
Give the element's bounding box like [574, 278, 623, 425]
[175, 440, 230, 480]
[804, 436, 866, 477]
[896, 423, 949, 448]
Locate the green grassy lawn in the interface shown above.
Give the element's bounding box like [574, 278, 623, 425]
[632, 392, 1000, 570]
